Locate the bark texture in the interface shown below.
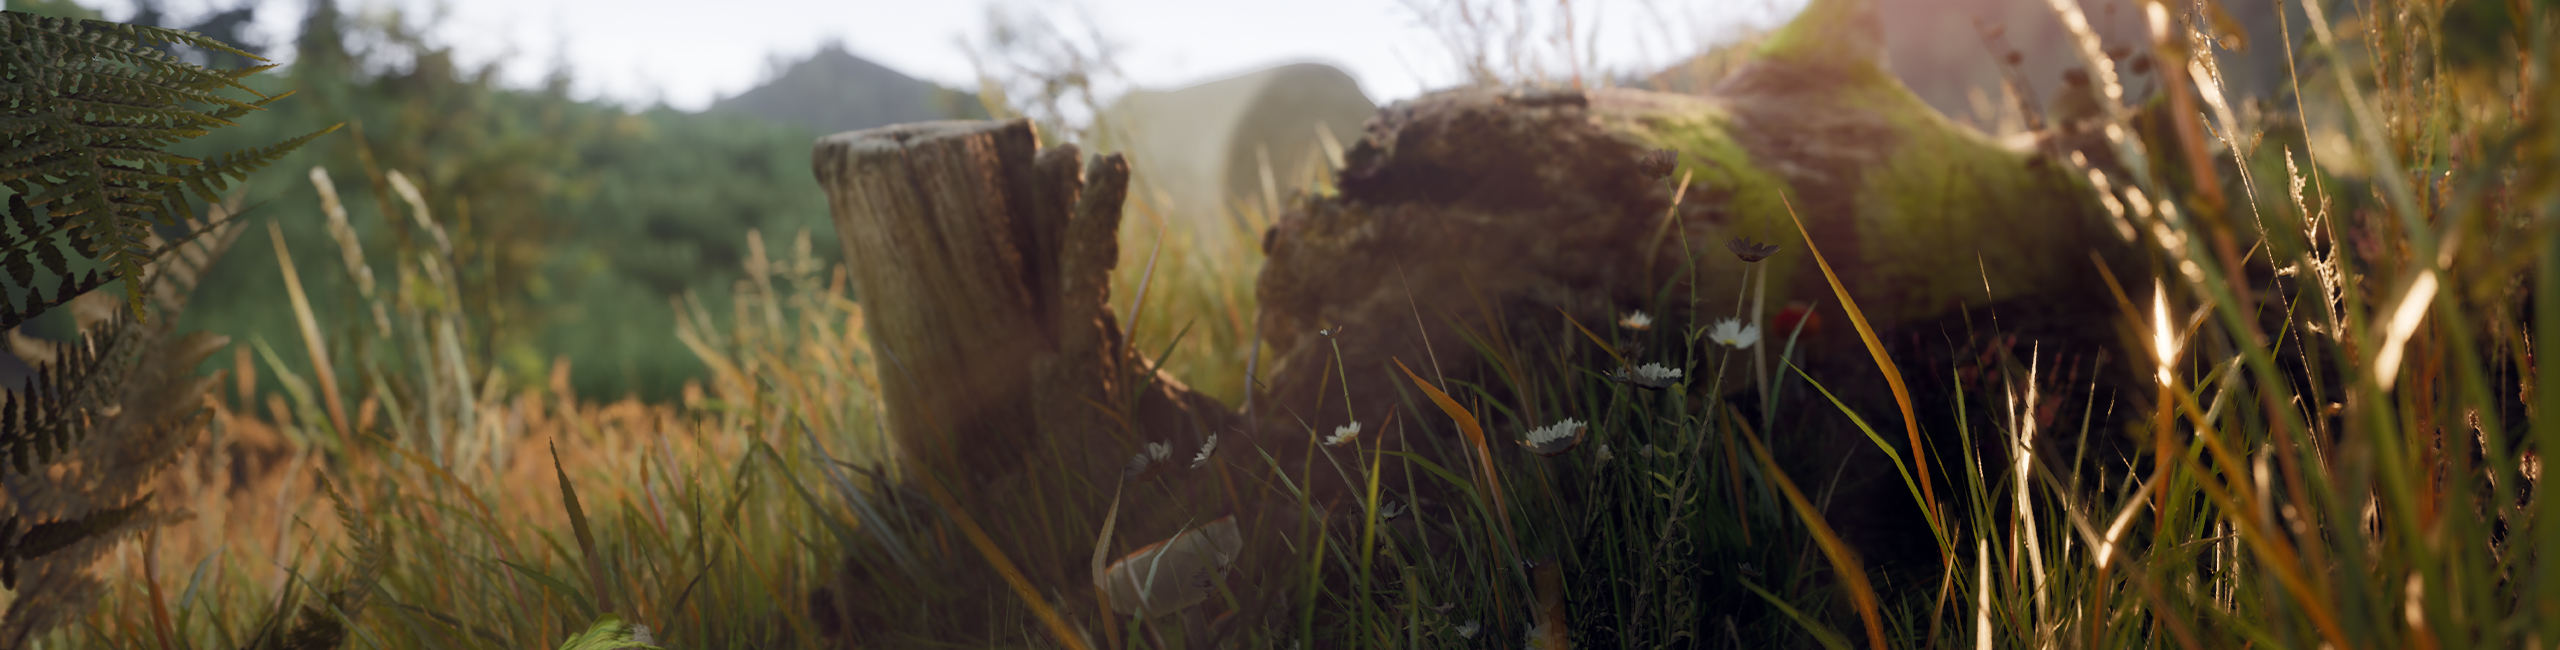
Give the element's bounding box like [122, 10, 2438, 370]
[813, 119, 1234, 502]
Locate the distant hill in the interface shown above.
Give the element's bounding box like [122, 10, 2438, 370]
[710, 44, 989, 136]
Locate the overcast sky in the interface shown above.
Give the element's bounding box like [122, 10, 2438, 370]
[83, 0, 1802, 111]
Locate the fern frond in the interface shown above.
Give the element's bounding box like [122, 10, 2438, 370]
[181, 124, 341, 201]
[0, 300, 123, 475]
[0, 493, 148, 589]
[317, 473, 391, 616]
[3, 10, 336, 324]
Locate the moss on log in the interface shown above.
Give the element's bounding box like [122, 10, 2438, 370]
[1252, 0, 2138, 513]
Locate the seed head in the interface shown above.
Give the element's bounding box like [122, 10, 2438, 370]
[1635, 148, 1678, 180]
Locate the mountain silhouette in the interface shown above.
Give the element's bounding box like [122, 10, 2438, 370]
[711, 44, 989, 135]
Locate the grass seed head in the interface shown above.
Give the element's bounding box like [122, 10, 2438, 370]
[1636, 148, 1679, 180]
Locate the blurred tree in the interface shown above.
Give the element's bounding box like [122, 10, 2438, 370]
[0, 0, 98, 20]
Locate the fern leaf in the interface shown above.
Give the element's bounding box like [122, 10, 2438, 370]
[182, 124, 342, 197]
[2, 9, 334, 327]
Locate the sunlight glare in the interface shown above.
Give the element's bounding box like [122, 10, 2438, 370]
[2153, 281, 2177, 386]
[2375, 270, 2437, 391]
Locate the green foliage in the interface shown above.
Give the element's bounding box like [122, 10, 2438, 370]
[555, 615, 663, 650]
[0, 10, 338, 327]
[160, 11, 853, 401]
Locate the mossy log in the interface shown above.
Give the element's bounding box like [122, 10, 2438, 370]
[1250, 0, 2142, 530]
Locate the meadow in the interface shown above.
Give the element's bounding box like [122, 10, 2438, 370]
[4, 0, 2558, 648]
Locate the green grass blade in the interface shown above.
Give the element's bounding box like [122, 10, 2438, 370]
[1740, 578, 1852, 650]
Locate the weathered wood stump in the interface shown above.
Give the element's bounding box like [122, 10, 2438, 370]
[813, 118, 1235, 518]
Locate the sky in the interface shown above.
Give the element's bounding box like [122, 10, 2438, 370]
[82, 0, 1804, 111]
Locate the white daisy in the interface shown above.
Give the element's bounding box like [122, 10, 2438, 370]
[1597, 443, 1615, 463]
[1456, 620, 1480, 639]
[1325, 421, 1362, 447]
[1380, 500, 1408, 520]
[1632, 362, 1683, 388]
[1126, 441, 1176, 479]
[1519, 418, 1587, 456]
[1123, 451, 1151, 479]
[1710, 317, 1761, 350]
[1191, 434, 1219, 469]
[1618, 310, 1653, 331]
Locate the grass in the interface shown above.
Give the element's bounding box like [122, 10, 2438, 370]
[17, 0, 2560, 647]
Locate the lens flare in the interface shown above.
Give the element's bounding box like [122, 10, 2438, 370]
[2376, 270, 2437, 391]
[2153, 281, 2178, 386]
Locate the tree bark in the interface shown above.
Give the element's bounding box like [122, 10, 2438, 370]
[813, 119, 1235, 504]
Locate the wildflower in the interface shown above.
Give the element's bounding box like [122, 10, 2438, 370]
[1727, 236, 1779, 262]
[1191, 434, 1219, 469]
[1596, 443, 1615, 463]
[1455, 620, 1481, 639]
[1635, 148, 1678, 180]
[1325, 421, 1362, 447]
[1738, 562, 1762, 578]
[1613, 362, 1682, 389]
[1125, 441, 1175, 479]
[1640, 443, 1660, 457]
[1710, 318, 1761, 350]
[1774, 301, 1822, 339]
[1519, 418, 1588, 456]
[1319, 324, 1345, 338]
[1381, 500, 1408, 521]
[1617, 310, 1653, 331]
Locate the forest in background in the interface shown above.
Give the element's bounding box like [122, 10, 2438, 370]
[2, 0, 988, 402]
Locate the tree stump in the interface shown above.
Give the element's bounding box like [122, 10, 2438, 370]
[813, 119, 1235, 511]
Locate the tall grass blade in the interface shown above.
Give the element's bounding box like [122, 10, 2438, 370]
[1787, 361, 1948, 549]
[910, 466, 1091, 650]
[266, 222, 351, 442]
[1777, 193, 1940, 546]
[551, 439, 615, 617]
[1731, 406, 1887, 650]
[1738, 578, 1852, 650]
[1392, 357, 1512, 544]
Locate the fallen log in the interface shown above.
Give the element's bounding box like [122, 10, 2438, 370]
[1250, 0, 2143, 562]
